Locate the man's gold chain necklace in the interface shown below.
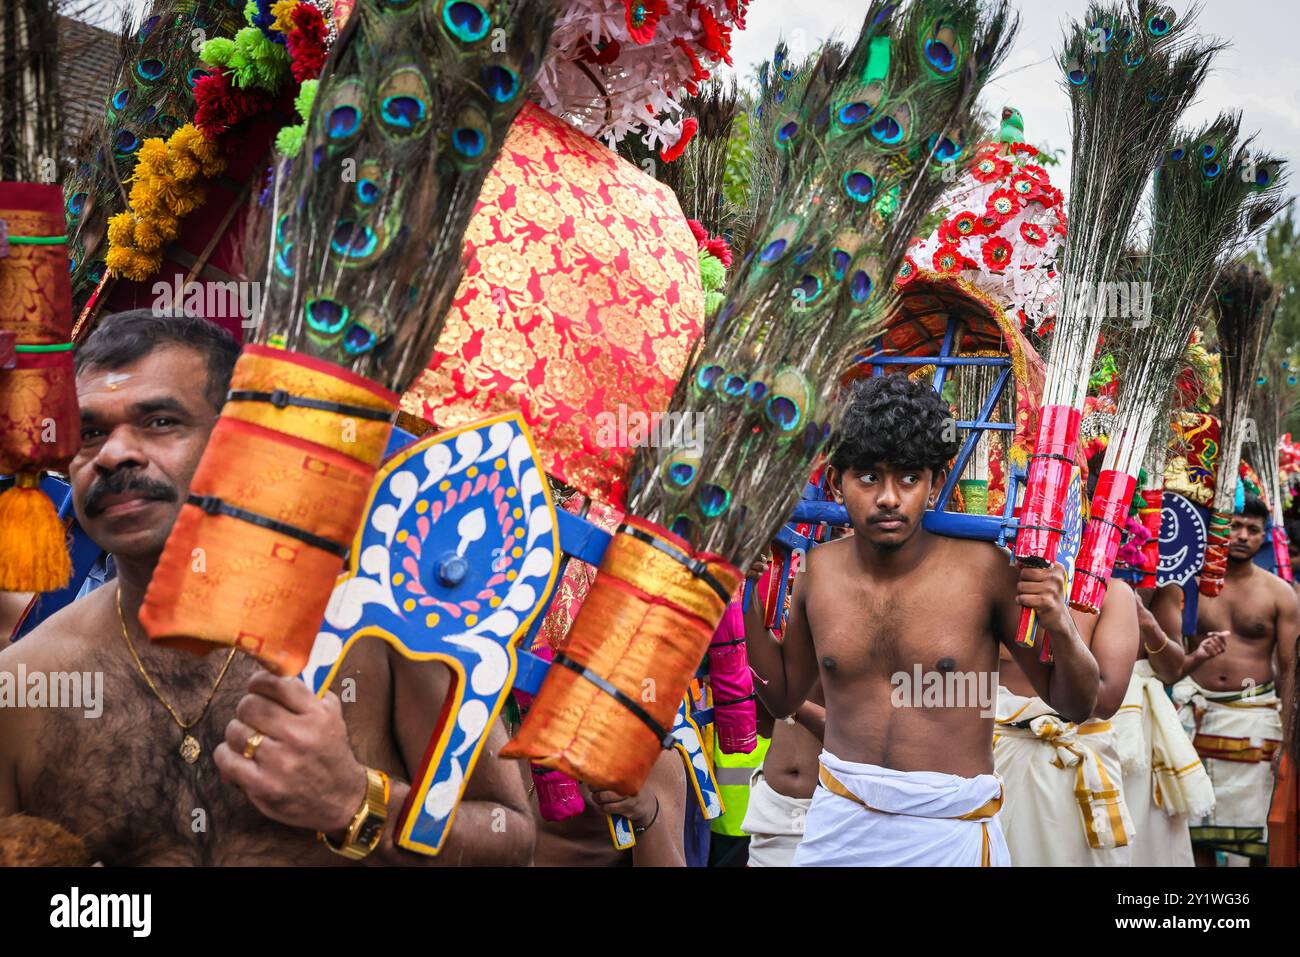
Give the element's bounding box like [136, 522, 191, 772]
[115, 585, 238, 764]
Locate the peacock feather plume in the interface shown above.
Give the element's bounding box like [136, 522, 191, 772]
[1104, 114, 1289, 482]
[63, 0, 246, 319]
[252, 0, 556, 392]
[1211, 263, 1283, 516]
[625, 0, 1019, 562]
[1045, 1, 1221, 411]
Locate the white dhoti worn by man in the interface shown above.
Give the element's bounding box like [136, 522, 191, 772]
[1114, 661, 1214, 867]
[1172, 676, 1282, 860]
[992, 687, 1134, 866]
[740, 770, 810, 867]
[792, 750, 1008, 867]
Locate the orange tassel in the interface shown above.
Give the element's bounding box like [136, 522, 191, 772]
[0, 476, 71, 592]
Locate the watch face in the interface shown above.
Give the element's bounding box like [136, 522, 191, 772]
[356, 816, 384, 847]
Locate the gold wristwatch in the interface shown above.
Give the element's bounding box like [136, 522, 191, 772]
[319, 767, 390, 860]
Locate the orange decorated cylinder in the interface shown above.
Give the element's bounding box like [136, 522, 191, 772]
[0, 182, 80, 592]
[502, 517, 740, 794]
[1198, 510, 1231, 597]
[140, 345, 396, 675]
[1069, 469, 1136, 613]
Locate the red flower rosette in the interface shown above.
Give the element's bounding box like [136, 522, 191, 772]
[985, 187, 1019, 224]
[895, 255, 919, 287]
[626, 0, 664, 44]
[1010, 143, 1039, 157]
[972, 154, 1011, 183]
[660, 116, 697, 161]
[1022, 163, 1050, 186]
[1009, 172, 1040, 202]
[1069, 469, 1138, 613]
[932, 243, 965, 274]
[951, 210, 982, 239]
[981, 236, 1013, 271]
[1020, 221, 1048, 247]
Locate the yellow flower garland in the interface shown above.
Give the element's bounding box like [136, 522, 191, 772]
[105, 123, 227, 282]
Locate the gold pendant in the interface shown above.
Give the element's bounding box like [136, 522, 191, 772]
[180, 734, 201, 764]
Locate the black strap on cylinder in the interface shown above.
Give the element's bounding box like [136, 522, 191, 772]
[1088, 514, 1124, 534]
[226, 389, 394, 422]
[712, 691, 757, 707]
[187, 494, 349, 559]
[1028, 451, 1075, 465]
[616, 523, 731, 605]
[553, 653, 675, 749]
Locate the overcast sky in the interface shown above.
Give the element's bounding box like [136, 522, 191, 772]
[82, 0, 1298, 200]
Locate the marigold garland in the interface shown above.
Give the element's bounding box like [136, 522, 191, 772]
[105, 124, 227, 282]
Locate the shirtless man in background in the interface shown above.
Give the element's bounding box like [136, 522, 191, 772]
[0, 311, 533, 866]
[744, 375, 1098, 866]
[1177, 496, 1299, 864]
[741, 682, 824, 866]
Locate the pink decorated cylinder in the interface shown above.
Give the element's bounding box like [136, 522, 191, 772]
[531, 767, 586, 822]
[1070, 470, 1137, 613]
[1013, 404, 1081, 649]
[1015, 405, 1082, 564]
[515, 643, 585, 821]
[708, 601, 757, 754]
[1274, 526, 1293, 583]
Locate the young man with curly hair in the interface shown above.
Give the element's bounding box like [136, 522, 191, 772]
[742, 374, 1100, 866]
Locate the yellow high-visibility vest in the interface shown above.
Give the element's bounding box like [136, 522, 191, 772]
[709, 734, 771, 836]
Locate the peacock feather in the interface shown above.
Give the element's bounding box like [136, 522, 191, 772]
[1045, 0, 1220, 412]
[1103, 114, 1288, 484]
[252, 0, 556, 391]
[63, 0, 246, 319]
[626, 0, 1019, 563]
[1211, 263, 1284, 517]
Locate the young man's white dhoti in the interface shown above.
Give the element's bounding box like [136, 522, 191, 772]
[740, 770, 810, 867]
[992, 688, 1134, 866]
[1172, 676, 1282, 860]
[793, 750, 1008, 867]
[1114, 661, 1213, 867]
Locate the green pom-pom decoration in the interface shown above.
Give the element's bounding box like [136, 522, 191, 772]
[295, 79, 318, 122]
[275, 123, 306, 157]
[228, 26, 290, 92]
[698, 251, 725, 294]
[704, 290, 725, 318]
[200, 36, 237, 67]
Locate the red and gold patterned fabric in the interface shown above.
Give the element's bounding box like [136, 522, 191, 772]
[401, 103, 704, 510]
[1165, 412, 1220, 506]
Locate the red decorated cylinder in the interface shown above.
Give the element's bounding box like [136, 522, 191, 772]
[1273, 526, 1293, 584]
[1014, 404, 1081, 565]
[1137, 489, 1162, 587]
[1069, 470, 1137, 613]
[1198, 510, 1231, 596]
[708, 600, 757, 754]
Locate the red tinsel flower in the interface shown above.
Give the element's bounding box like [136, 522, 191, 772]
[950, 210, 982, 239]
[1010, 142, 1039, 157]
[981, 236, 1013, 271]
[937, 218, 957, 245]
[193, 68, 275, 139]
[626, 0, 664, 45]
[660, 117, 697, 163]
[1022, 163, 1050, 186]
[672, 37, 710, 94]
[971, 154, 1010, 184]
[579, 36, 622, 65]
[697, 5, 733, 65]
[985, 187, 1019, 224]
[933, 243, 965, 274]
[1020, 221, 1048, 247]
[978, 214, 1000, 234]
[1009, 172, 1039, 202]
[896, 255, 919, 286]
[286, 2, 327, 84]
[686, 218, 709, 244]
[704, 236, 732, 267]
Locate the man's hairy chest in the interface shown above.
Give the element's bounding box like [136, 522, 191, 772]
[22, 646, 393, 865]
